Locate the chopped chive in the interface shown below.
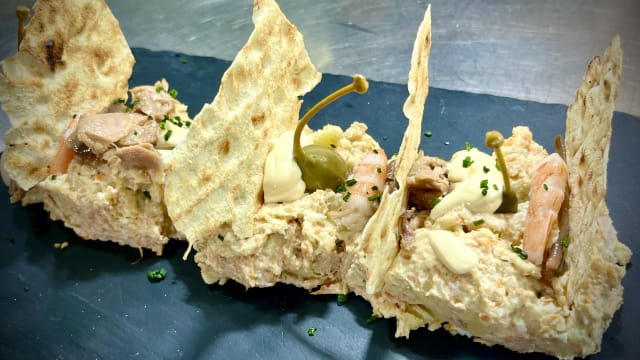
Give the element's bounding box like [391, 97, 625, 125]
[366, 314, 379, 324]
[217, 234, 224, 241]
[155, 85, 165, 93]
[51, 174, 57, 180]
[342, 192, 351, 202]
[483, 166, 490, 173]
[543, 183, 549, 191]
[164, 130, 173, 141]
[147, 268, 167, 283]
[431, 197, 441, 206]
[368, 194, 382, 202]
[473, 218, 485, 226]
[493, 184, 499, 191]
[376, 167, 382, 173]
[480, 179, 489, 196]
[307, 327, 317, 336]
[465, 141, 471, 151]
[561, 235, 570, 248]
[462, 156, 474, 168]
[168, 89, 178, 98]
[337, 294, 348, 305]
[371, 185, 378, 191]
[424, 131, 433, 137]
[335, 184, 347, 193]
[510, 245, 528, 260]
[185, 121, 192, 128]
[346, 179, 357, 187]
[181, 57, 188, 64]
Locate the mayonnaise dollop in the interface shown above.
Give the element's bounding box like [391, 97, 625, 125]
[263, 130, 312, 203]
[430, 148, 503, 219]
[421, 229, 478, 274]
[156, 119, 189, 150]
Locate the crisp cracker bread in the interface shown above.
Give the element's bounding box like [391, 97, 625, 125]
[0, 0, 134, 191]
[560, 34, 631, 355]
[344, 5, 432, 295]
[164, 0, 321, 250]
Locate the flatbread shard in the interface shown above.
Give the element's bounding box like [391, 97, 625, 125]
[0, 0, 134, 192]
[164, 0, 321, 247]
[343, 5, 432, 296]
[368, 36, 630, 359]
[562, 33, 631, 353]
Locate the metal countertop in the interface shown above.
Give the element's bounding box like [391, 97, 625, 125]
[0, 0, 638, 151]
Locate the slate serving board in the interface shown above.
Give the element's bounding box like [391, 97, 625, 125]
[1, 48, 638, 359]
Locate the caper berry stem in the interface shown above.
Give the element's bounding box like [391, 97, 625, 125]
[293, 74, 368, 163]
[16, 6, 30, 49]
[485, 130, 518, 213]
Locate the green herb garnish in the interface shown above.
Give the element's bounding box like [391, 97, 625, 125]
[164, 130, 173, 141]
[510, 245, 528, 260]
[342, 192, 352, 202]
[346, 179, 357, 187]
[307, 327, 317, 336]
[168, 88, 178, 98]
[483, 166, 490, 173]
[376, 167, 382, 173]
[424, 131, 433, 137]
[480, 179, 489, 196]
[366, 314, 379, 324]
[217, 234, 224, 241]
[473, 219, 485, 226]
[462, 156, 474, 168]
[51, 175, 57, 180]
[147, 268, 167, 283]
[335, 184, 347, 193]
[337, 294, 348, 305]
[155, 85, 165, 93]
[561, 235, 570, 248]
[431, 197, 441, 206]
[465, 141, 471, 151]
[368, 194, 382, 202]
[543, 183, 549, 191]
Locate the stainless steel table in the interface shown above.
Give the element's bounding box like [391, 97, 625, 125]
[1, 1, 638, 151]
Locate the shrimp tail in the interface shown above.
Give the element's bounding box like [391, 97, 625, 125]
[523, 210, 555, 265]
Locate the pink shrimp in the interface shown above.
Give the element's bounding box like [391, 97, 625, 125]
[338, 149, 388, 232]
[522, 153, 568, 265]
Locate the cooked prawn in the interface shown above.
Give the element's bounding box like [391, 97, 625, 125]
[338, 149, 388, 232]
[49, 115, 80, 175]
[522, 153, 568, 265]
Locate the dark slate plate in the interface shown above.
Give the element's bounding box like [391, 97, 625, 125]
[1, 48, 638, 360]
